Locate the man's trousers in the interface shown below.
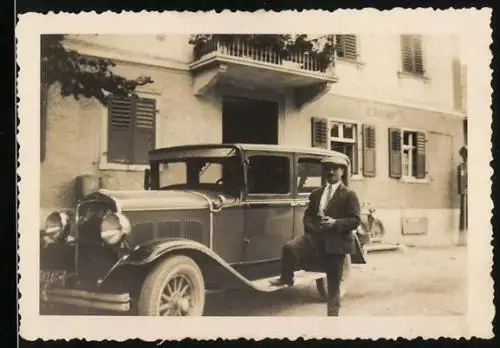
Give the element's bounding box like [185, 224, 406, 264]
[279, 234, 346, 316]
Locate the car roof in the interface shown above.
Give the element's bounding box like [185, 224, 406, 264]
[150, 143, 350, 163]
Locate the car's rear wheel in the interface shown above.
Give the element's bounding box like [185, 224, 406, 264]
[137, 255, 205, 316]
[316, 254, 351, 301]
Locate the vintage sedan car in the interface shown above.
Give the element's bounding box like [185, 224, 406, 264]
[40, 144, 366, 316]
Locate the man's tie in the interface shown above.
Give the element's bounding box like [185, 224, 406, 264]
[321, 184, 333, 215]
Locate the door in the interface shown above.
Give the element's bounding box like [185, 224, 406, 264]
[222, 96, 279, 145]
[293, 155, 325, 238]
[242, 153, 295, 262]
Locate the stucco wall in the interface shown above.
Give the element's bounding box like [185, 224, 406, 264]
[284, 93, 464, 210]
[66, 34, 193, 65]
[41, 61, 222, 213]
[65, 34, 463, 115]
[282, 92, 464, 245]
[332, 34, 460, 113]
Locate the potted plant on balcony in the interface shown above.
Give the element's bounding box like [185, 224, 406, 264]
[188, 34, 336, 73]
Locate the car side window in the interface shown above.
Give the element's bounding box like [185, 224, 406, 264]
[297, 158, 323, 194]
[247, 155, 290, 194]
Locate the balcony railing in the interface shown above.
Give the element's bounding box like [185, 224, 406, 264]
[193, 37, 335, 74]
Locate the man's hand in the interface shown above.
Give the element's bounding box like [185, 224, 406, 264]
[319, 216, 337, 230]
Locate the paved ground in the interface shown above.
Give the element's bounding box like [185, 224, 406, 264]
[203, 246, 467, 316]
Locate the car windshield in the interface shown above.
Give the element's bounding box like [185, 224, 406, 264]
[152, 148, 242, 194]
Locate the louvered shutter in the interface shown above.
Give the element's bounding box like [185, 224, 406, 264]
[132, 97, 156, 164]
[413, 37, 423, 74]
[336, 35, 357, 60]
[362, 124, 376, 177]
[388, 128, 402, 178]
[401, 35, 424, 74]
[108, 96, 134, 163]
[415, 132, 426, 179]
[311, 117, 328, 149]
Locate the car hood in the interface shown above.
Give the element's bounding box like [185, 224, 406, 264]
[95, 189, 237, 212]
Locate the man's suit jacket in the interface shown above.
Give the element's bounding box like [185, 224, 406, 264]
[303, 182, 361, 255]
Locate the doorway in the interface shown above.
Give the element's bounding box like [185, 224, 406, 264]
[222, 96, 279, 145]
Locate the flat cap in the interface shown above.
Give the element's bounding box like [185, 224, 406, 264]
[321, 156, 350, 168]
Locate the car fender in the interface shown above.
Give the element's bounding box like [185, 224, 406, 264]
[98, 239, 270, 291]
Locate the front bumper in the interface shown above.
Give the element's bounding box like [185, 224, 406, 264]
[41, 287, 131, 312]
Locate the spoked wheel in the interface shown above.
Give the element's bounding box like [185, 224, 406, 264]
[138, 255, 205, 316]
[316, 254, 351, 301]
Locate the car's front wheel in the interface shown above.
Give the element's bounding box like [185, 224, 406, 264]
[316, 254, 351, 301]
[137, 255, 205, 316]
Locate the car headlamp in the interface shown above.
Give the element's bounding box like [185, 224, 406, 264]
[43, 211, 71, 242]
[100, 213, 131, 245]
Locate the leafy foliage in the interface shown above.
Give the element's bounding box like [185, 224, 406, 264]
[189, 34, 336, 71]
[41, 35, 153, 105]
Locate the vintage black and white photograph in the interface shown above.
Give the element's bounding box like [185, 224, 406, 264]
[17, 9, 492, 341]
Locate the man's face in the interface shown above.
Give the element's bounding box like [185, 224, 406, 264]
[324, 164, 344, 184]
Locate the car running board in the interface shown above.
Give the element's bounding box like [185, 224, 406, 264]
[249, 270, 326, 292]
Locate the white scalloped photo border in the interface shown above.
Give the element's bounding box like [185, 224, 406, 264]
[16, 8, 494, 341]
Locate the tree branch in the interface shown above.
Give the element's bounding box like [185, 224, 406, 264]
[41, 35, 154, 106]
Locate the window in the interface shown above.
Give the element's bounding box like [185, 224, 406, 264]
[157, 157, 242, 194]
[199, 163, 224, 184]
[311, 118, 377, 177]
[297, 158, 323, 194]
[400, 35, 424, 75]
[330, 121, 359, 175]
[247, 155, 290, 194]
[159, 162, 187, 188]
[389, 128, 426, 180]
[335, 35, 358, 61]
[107, 95, 157, 165]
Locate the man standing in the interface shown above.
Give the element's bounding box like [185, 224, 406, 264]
[270, 158, 361, 316]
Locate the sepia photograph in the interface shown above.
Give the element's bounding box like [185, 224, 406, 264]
[17, 9, 493, 341]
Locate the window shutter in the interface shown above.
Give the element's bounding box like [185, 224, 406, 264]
[362, 124, 376, 177]
[401, 35, 423, 74]
[108, 96, 134, 164]
[413, 36, 424, 74]
[132, 97, 156, 164]
[415, 132, 426, 179]
[311, 117, 328, 149]
[388, 128, 402, 178]
[336, 35, 357, 60]
[401, 35, 413, 73]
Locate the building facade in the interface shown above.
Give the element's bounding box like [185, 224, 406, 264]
[40, 34, 467, 246]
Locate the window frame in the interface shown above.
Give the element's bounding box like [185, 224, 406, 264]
[334, 34, 360, 63]
[398, 34, 429, 81]
[99, 91, 161, 171]
[243, 152, 294, 200]
[326, 117, 364, 180]
[399, 127, 429, 183]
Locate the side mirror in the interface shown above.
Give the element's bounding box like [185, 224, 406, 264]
[144, 168, 151, 190]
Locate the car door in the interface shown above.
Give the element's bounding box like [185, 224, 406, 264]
[293, 155, 325, 239]
[242, 152, 295, 262]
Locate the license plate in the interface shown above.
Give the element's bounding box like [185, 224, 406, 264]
[40, 270, 67, 287]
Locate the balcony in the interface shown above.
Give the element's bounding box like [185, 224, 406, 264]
[189, 37, 338, 107]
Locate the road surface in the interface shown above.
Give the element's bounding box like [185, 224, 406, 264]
[203, 246, 467, 316]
